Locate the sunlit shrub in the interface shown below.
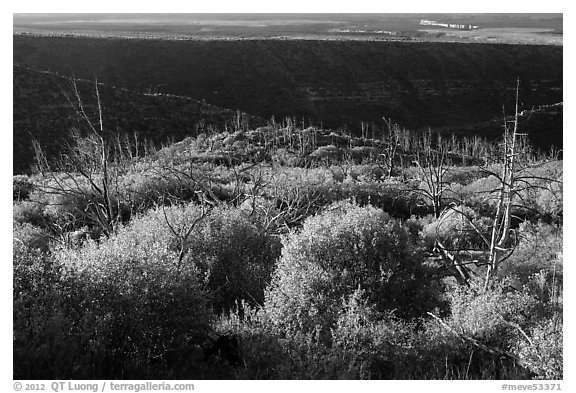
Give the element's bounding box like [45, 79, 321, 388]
[443, 167, 485, 185]
[447, 279, 540, 348]
[421, 205, 491, 250]
[310, 145, 342, 163]
[405, 278, 551, 380]
[456, 174, 501, 215]
[516, 161, 563, 218]
[271, 148, 302, 167]
[58, 203, 280, 312]
[13, 200, 46, 227]
[263, 167, 419, 223]
[355, 164, 386, 182]
[118, 169, 197, 213]
[41, 187, 97, 224]
[534, 180, 562, 217]
[499, 221, 562, 301]
[404, 214, 436, 245]
[265, 201, 440, 335]
[13, 222, 51, 252]
[14, 228, 211, 378]
[518, 176, 563, 218]
[518, 317, 562, 379]
[218, 290, 422, 379]
[13, 244, 78, 378]
[50, 212, 213, 377]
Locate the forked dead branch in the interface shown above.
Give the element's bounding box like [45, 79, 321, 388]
[430, 79, 563, 290]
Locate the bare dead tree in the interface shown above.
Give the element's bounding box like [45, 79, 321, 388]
[243, 167, 269, 217]
[431, 79, 562, 290]
[379, 117, 401, 178]
[482, 82, 522, 287]
[411, 130, 454, 218]
[161, 200, 211, 273]
[258, 176, 323, 233]
[33, 77, 122, 239]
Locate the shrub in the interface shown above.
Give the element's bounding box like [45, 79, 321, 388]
[41, 187, 100, 225]
[533, 180, 562, 217]
[265, 201, 441, 335]
[349, 146, 378, 162]
[517, 317, 562, 379]
[20, 174, 122, 235]
[232, 140, 247, 150]
[310, 145, 342, 163]
[446, 279, 541, 349]
[46, 214, 213, 378]
[58, 203, 280, 312]
[499, 221, 563, 299]
[456, 174, 502, 215]
[421, 205, 491, 250]
[13, 222, 51, 252]
[13, 244, 79, 378]
[180, 205, 281, 311]
[443, 167, 485, 185]
[406, 279, 547, 380]
[117, 168, 199, 214]
[13, 175, 34, 201]
[410, 316, 532, 379]
[262, 167, 420, 227]
[39, 184, 122, 237]
[214, 302, 290, 379]
[328, 289, 418, 379]
[518, 178, 563, 218]
[271, 148, 302, 167]
[516, 163, 563, 218]
[404, 214, 436, 245]
[13, 200, 46, 227]
[218, 290, 421, 379]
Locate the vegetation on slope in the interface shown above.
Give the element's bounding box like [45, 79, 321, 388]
[14, 99, 562, 379]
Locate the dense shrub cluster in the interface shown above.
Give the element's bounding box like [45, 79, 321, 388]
[14, 230, 211, 379]
[265, 201, 442, 335]
[13, 175, 34, 201]
[517, 317, 563, 380]
[216, 276, 560, 379]
[13, 222, 51, 252]
[499, 221, 563, 301]
[13, 126, 562, 380]
[216, 292, 421, 379]
[13, 200, 46, 228]
[447, 279, 540, 348]
[56, 203, 280, 312]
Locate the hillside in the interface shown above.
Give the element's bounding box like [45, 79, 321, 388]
[437, 103, 563, 153]
[14, 35, 562, 135]
[13, 65, 264, 174]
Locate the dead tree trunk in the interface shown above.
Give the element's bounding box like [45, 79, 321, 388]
[484, 78, 521, 289]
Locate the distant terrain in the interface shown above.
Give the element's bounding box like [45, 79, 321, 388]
[14, 13, 562, 45]
[14, 32, 562, 174]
